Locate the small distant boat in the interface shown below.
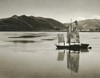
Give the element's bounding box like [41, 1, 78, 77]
[56, 20, 91, 50]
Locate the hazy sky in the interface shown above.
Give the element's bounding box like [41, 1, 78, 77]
[0, 0, 100, 22]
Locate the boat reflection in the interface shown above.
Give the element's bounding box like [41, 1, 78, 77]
[67, 51, 80, 73]
[57, 50, 65, 61]
[57, 49, 89, 73]
[80, 49, 89, 52]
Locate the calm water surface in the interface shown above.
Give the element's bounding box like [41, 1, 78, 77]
[0, 32, 100, 78]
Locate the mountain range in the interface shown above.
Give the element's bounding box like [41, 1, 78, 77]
[0, 15, 100, 32]
[0, 15, 66, 31]
[78, 19, 100, 31]
[64, 19, 100, 32]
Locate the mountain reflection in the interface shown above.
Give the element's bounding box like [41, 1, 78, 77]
[8, 40, 36, 43]
[57, 49, 89, 73]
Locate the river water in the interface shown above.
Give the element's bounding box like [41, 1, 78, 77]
[0, 32, 100, 78]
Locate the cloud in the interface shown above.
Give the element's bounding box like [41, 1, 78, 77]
[75, 15, 100, 21]
[91, 15, 100, 19]
[77, 17, 86, 21]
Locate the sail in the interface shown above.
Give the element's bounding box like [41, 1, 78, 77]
[67, 24, 72, 43]
[67, 20, 80, 43]
[58, 34, 65, 45]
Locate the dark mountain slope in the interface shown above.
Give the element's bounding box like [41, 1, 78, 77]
[0, 15, 66, 31]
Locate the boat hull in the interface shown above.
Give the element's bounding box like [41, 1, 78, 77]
[56, 43, 89, 51]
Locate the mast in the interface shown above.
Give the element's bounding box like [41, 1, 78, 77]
[67, 19, 72, 45]
[74, 20, 80, 43]
[69, 23, 71, 45]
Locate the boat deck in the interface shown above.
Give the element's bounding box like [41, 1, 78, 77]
[56, 43, 89, 51]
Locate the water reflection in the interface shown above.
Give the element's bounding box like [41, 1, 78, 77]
[8, 33, 47, 38]
[57, 49, 89, 73]
[81, 49, 89, 52]
[67, 51, 80, 73]
[8, 40, 36, 43]
[42, 38, 56, 41]
[57, 50, 65, 61]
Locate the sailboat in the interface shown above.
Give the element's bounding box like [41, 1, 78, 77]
[56, 20, 91, 50]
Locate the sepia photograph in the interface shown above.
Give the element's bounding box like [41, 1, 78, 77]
[0, 0, 100, 78]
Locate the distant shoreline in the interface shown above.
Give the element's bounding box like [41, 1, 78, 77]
[0, 30, 100, 32]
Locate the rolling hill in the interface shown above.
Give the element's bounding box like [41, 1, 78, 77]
[0, 15, 66, 31]
[64, 19, 100, 32]
[78, 19, 100, 31]
[0, 15, 100, 32]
